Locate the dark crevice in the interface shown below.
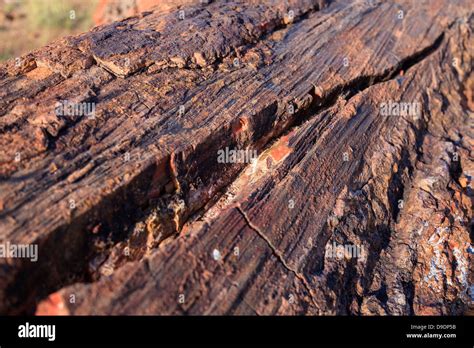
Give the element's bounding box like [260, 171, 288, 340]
[283, 33, 444, 135]
[401, 281, 415, 315]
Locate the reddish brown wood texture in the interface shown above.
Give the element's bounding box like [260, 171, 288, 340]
[0, 0, 472, 315]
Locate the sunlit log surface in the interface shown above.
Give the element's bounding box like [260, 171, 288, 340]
[0, 0, 472, 315]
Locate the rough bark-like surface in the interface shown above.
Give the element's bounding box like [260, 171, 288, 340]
[0, 0, 472, 315]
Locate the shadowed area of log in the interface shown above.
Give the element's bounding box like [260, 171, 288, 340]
[35, 16, 473, 315]
[0, 0, 472, 314]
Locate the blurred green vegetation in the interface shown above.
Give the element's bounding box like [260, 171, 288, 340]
[3, 1, 16, 13]
[0, 49, 13, 61]
[0, 0, 98, 61]
[25, 0, 95, 30]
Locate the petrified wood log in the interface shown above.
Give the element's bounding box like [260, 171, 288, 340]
[0, 0, 472, 315]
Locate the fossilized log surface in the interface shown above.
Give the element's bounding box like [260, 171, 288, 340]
[0, 0, 472, 315]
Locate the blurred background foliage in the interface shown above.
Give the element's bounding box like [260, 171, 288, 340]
[25, 0, 95, 30]
[0, 0, 98, 61]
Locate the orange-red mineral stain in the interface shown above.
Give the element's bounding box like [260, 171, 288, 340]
[232, 116, 249, 136]
[36, 292, 69, 316]
[25, 67, 53, 81]
[268, 135, 292, 162]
